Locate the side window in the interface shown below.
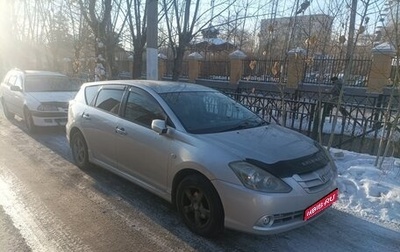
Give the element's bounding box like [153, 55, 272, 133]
[15, 75, 23, 90]
[123, 88, 164, 127]
[7, 75, 17, 87]
[85, 85, 101, 105]
[94, 88, 124, 115]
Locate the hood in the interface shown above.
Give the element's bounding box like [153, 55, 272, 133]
[26, 91, 77, 103]
[197, 124, 318, 164]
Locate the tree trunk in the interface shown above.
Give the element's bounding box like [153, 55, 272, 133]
[132, 48, 143, 79]
[172, 47, 185, 81]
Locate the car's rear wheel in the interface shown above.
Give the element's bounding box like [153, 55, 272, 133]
[1, 99, 14, 120]
[71, 131, 90, 169]
[176, 174, 224, 237]
[24, 109, 36, 133]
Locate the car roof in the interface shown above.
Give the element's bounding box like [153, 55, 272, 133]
[82, 80, 215, 94]
[23, 70, 67, 77]
[8, 69, 67, 77]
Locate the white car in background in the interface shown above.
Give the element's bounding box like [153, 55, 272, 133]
[0, 69, 79, 132]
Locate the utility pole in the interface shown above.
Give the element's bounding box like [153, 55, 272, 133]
[146, 0, 158, 80]
[344, 0, 358, 83]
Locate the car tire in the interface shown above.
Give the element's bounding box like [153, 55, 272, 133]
[71, 131, 90, 169]
[24, 109, 37, 133]
[1, 99, 14, 120]
[176, 174, 224, 237]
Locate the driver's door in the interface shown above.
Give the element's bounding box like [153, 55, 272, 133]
[115, 87, 171, 193]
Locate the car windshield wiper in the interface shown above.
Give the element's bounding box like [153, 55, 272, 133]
[255, 121, 269, 127]
[222, 118, 267, 132]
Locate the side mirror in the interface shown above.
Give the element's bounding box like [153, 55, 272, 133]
[10, 85, 22, 92]
[151, 119, 167, 134]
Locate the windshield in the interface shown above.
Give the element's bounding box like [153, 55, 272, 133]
[160, 91, 267, 134]
[25, 75, 79, 92]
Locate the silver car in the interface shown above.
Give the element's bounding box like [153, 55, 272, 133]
[0, 69, 79, 132]
[66, 80, 338, 237]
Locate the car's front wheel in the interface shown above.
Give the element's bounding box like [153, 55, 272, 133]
[176, 174, 224, 237]
[24, 109, 36, 133]
[71, 131, 90, 169]
[1, 99, 14, 120]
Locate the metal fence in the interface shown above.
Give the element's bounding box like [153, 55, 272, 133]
[241, 59, 287, 83]
[164, 60, 189, 78]
[199, 60, 230, 81]
[198, 80, 400, 157]
[177, 56, 372, 87]
[303, 56, 371, 87]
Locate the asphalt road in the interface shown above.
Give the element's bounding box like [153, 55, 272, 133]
[0, 109, 399, 252]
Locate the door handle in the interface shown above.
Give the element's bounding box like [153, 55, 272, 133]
[82, 112, 90, 120]
[115, 126, 127, 135]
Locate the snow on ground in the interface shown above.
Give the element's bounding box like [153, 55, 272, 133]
[330, 148, 400, 229]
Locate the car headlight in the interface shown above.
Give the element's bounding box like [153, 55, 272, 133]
[229, 161, 292, 193]
[37, 104, 59, 111]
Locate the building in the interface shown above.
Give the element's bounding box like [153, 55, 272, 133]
[259, 14, 334, 58]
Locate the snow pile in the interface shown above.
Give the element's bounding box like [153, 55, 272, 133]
[332, 149, 400, 227]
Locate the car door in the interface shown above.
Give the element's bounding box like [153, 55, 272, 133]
[1, 74, 15, 111]
[81, 85, 125, 169]
[3, 74, 23, 116]
[11, 74, 25, 117]
[115, 87, 171, 192]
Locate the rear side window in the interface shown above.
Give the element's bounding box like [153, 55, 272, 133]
[85, 85, 100, 105]
[94, 88, 124, 115]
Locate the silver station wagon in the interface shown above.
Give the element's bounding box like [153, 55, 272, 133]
[66, 80, 338, 237]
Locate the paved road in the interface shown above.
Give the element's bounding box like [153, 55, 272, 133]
[0, 111, 399, 252]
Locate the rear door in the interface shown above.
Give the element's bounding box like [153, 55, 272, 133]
[81, 85, 125, 169]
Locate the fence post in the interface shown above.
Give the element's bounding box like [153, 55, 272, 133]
[229, 50, 247, 85]
[287, 47, 306, 89]
[368, 43, 396, 93]
[158, 53, 167, 80]
[187, 52, 203, 83]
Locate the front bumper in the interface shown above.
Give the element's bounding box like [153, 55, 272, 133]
[31, 111, 68, 127]
[212, 178, 337, 235]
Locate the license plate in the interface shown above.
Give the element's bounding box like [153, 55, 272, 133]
[304, 189, 339, 221]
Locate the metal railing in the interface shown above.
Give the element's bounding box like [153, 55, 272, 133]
[303, 56, 371, 87]
[164, 60, 189, 78]
[241, 59, 287, 83]
[163, 56, 372, 87]
[199, 80, 400, 156]
[199, 60, 230, 81]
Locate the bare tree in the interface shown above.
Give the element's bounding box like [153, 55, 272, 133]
[78, 0, 122, 78]
[65, 0, 95, 78]
[160, 0, 232, 80]
[217, 0, 266, 56]
[373, 1, 400, 167]
[125, 0, 147, 79]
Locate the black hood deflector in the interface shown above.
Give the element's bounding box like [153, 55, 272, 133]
[246, 144, 330, 178]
